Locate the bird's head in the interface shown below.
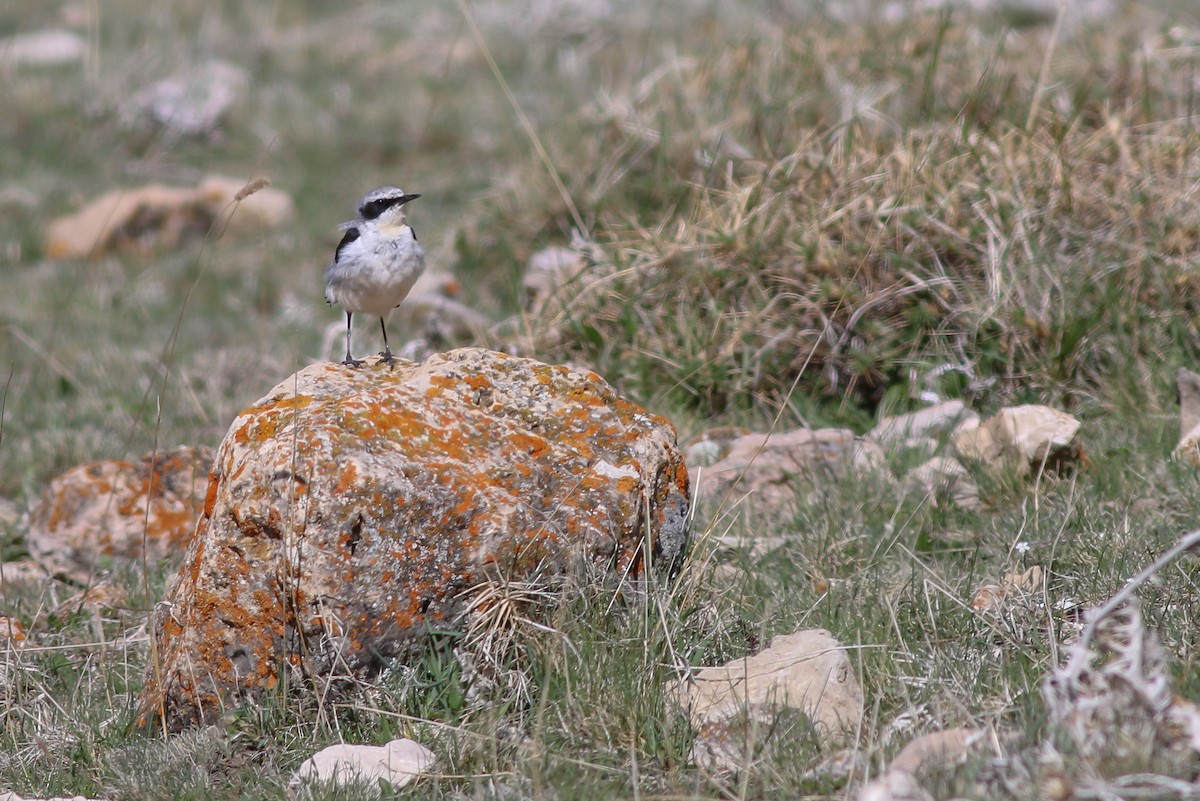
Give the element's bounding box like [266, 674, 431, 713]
[357, 186, 421, 227]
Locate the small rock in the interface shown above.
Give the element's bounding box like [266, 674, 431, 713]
[901, 456, 981, 510]
[1173, 368, 1200, 465]
[45, 176, 295, 259]
[195, 175, 296, 232]
[683, 427, 753, 467]
[398, 296, 491, 350]
[45, 185, 195, 259]
[0, 617, 31, 650]
[53, 581, 129, 617]
[857, 768, 934, 801]
[971, 566, 1043, 616]
[125, 59, 248, 138]
[888, 727, 988, 774]
[0, 29, 86, 69]
[859, 729, 988, 796]
[0, 497, 19, 527]
[874, 0, 1114, 26]
[0, 184, 39, 211]
[952, 405, 1081, 474]
[686, 438, 724, 468]
[0, 559, 50, 588]
[523, 245, 588, 317]
[711, 532, 788, 559]
[868, 401, 979, 446]
[801, 747, 864, 788]
[894, 437, 940, 461]
[24, 446, 212, 582]
[291, 738, 435, 795]
[669, 628, 863, 771]
[693, 428, 888, 516]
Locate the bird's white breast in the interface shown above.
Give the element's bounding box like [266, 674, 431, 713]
[325, 224, 426, 317]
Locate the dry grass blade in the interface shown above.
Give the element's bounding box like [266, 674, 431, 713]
[233, 177, 270, 202]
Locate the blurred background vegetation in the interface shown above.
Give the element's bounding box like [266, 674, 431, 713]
[2, 0, 1199, 501]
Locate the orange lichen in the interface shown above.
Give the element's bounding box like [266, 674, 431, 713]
[615, 476, 640, 494]
[508, 431, 548, 457]
[25, 446, 212, 576]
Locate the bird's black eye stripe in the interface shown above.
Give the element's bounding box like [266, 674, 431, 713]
[359, 198, 392, 220]
[334, 226, 361, 262]
[358, 192, 419, 220]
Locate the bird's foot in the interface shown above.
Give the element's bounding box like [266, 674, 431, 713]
[341, 356, 366, 369]
[378, 349, 396, 369]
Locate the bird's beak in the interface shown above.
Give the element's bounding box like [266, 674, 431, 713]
[400, 193, 421, 205]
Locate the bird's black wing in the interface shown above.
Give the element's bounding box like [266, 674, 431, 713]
[334, 226, 361, 263]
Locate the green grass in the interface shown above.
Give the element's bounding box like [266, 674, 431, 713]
[3, 0, 1200, 797]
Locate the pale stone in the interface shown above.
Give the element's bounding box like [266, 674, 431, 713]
[896, 437, 939, 460]
[901, 456, 980, 510]
[0, 617, 31, 650]
[0, 30, 86, 68]
[0, 559, 50, 588]
[127, 59, 248, 138]
[686, 439, 724, 468]
[711, 533, 788, 560]
[801, 748, 864, 786]
[693, 427, 889, 515]
[0, 498, 17, 527]
[44, 185, 195, 259]
[44, 177, 295, 259]
[868, 401, 978, 446]
[396, 296, 492, 351]
[953, 405, 1080, 474]
[971, 566, 1043, 616]
[857, 768, 933, 801]
[291, 738, 435, 794]
[669, 629, 863, 771]
[888, 727, 987, 774]
[683, 427, 753, 468]
[1173, 368, 1200, 465]
[53, 582, 129, 617]
[195, 175, 296, 231]
[523, 245, 588, 316]
[854, 724, 984, 801]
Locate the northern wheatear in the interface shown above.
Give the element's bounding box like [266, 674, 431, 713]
[324, 186, 426, 368]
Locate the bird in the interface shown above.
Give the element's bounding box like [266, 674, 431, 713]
[324, 186, 426, 368]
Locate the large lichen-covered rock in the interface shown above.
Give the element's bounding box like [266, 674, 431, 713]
[139, 348, 690, 730]
[24, 446, 213, 581]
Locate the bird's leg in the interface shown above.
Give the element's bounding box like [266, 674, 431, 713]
[378, 318, 395, 369]
[342, 311, 364, 368]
